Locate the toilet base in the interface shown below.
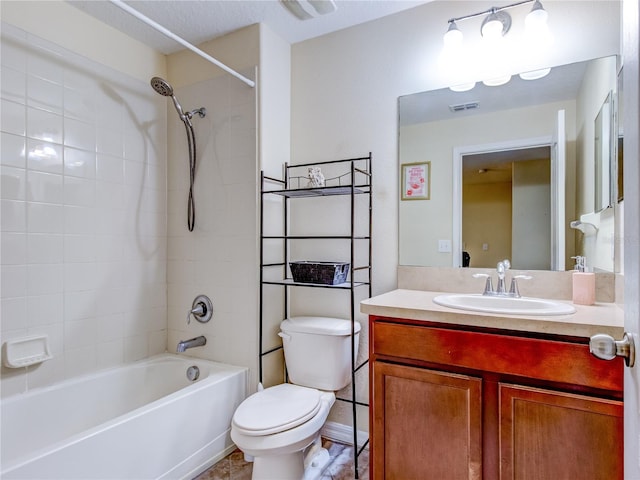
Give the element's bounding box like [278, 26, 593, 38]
[251, 451, 305, 480]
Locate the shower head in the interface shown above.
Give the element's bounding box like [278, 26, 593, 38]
[150, 76, 173, 97]
[150, 76, 187, 121]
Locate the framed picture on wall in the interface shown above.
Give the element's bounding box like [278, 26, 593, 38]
[401, 162, 430, 200]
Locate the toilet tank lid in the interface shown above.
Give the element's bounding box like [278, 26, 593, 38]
[281, 316, 361, 336]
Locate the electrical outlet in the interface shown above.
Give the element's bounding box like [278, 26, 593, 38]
[482, 243, 489, 251]
[438, 240, 452, 253]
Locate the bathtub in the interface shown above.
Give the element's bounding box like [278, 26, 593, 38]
[1, 354, 248, 479]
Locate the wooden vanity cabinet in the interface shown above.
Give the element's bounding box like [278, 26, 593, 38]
[369, 315, 624, 480]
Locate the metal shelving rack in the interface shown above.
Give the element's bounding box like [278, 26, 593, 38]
[258, 154, 372, 478]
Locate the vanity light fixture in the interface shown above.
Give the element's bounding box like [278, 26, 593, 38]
[442, 0, 550, 88]
[443, 0, 549, 44]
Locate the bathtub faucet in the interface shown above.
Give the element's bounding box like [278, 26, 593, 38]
[176, 336, 206, 353]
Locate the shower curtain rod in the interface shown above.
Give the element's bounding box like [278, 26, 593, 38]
[109, 0, 256, 88]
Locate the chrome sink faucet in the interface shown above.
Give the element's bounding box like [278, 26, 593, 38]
[473, 259, 531, 297]
[176, 335, 206, 353]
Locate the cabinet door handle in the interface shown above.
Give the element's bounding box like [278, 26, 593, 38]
[589, 332, 636, 367]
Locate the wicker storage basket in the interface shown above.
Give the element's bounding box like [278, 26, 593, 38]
[289, 261, 350, 285]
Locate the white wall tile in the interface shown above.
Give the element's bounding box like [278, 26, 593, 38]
[1, 132, 26, 168]
[27, 293, 64, 327]
[63, 176, 95, 207]
[27, 264, 63, 296]
[1, 99, 26, 136]
[27, 75, 63, 114]
[26, 106, 62, 143]
[64, 317, 97, 349]
[26, 139, 63, 174]
[1, 199, 26, 232]
[64, 117, 95, 151]
[27, 233, 63, 264]
[1, 166, 26, 200]
[1, 66, 26, 103]
[27, 52, 64, 84]
[96, 127, 123, 157]
[95, 154, 123, 183]
[27, 202, 63, 233]
[64, 290, 96, 322]
[1, 264, 26, 298]
[63, 262, 98, 292]
[63, 86, 96, 122]
[63, 234, 96, 263]
[27, 170, 63, 204]
[1, 232, 26, 265]
[96, 339, 124, 370]
[63, 205, 94, 235]
[0, 296, 27, 331]
[64, 147, 95, 179]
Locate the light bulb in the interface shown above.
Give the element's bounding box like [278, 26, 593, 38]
[482, 16, 504, 40]
[449, 82, 476, 92]
[443, 21, 463, 48]
[526, 0, 548, 31]
[483, 75, 511, 87]
[519, 68, 551, 80]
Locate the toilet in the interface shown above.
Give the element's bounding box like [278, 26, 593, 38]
[231, 316, 361, 480]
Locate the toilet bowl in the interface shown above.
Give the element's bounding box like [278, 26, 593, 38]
[231, 384, 335, 479]
[230, 317, 360, 480]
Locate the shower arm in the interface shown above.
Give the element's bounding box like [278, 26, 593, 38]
[109, 0, 255, 88]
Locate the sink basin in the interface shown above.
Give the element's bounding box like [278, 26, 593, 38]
[433, 294, 576, 316]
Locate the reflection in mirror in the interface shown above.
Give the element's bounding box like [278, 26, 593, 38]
[399, 56, 619, 272]
[594, 92, 613, 211]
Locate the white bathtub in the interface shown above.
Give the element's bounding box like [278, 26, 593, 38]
[1, 354, 248, 479]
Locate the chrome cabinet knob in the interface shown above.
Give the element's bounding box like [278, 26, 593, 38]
[589, 332, 635, 367]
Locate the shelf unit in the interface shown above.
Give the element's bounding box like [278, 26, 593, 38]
[259, 154, 372, 478]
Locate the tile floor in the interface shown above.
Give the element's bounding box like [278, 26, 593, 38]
[194, 439, 369, 480]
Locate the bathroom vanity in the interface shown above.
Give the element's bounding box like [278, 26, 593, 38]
[362, 289, 624, 480]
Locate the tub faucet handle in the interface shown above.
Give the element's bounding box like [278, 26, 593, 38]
[187, 295, 213, 325]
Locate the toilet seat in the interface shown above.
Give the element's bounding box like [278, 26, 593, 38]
[232, 384, 321, 436]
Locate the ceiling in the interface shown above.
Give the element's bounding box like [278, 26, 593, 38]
[69, 0, 431, 54]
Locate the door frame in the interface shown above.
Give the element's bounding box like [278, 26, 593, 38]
[452, 136, 553, 268]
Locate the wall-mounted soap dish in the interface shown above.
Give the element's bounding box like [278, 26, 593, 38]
[3, 335, 53, 368]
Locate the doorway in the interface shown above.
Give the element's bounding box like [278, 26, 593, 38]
[462, 147, 551, 269]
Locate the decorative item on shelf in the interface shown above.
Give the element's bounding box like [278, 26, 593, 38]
[290, 261, 350, 285]
[307, 167, 325, 187]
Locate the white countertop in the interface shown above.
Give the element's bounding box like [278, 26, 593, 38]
[361, 289, 624, 338]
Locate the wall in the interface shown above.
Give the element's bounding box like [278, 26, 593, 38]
[463, 181, 512, 267]
[512, 158, 551, 269]
[0, 2, 167, 396]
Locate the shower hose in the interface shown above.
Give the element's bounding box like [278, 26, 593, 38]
[183, 119, 196, 232]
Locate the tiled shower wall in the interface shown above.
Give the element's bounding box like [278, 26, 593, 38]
[0, 24, 168, 396]
[165, 74, 259, 387]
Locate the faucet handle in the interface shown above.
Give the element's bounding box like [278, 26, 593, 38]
[509, 274, 532, 297]
[473, 273, 494, 295]
[187, 295, 213, 325]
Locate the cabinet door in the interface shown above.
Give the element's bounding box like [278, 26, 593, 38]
[371, 361, 482, 480]
[499, 383, 623, 480]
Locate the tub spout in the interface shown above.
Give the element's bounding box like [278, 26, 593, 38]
[176, 336, 206, 353]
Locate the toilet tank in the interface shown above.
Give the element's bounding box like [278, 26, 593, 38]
[279, 316, 361, 391]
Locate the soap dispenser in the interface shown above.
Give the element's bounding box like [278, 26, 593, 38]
[572, 256, 595, 305]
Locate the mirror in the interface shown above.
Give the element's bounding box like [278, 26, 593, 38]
[399, 55, 619, 271]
